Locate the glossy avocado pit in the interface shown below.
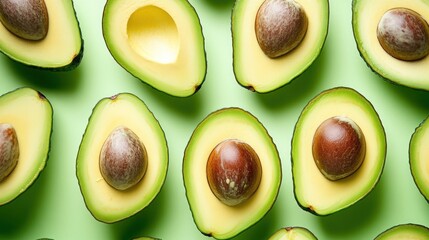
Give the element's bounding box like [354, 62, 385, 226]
[127, 6, 179, 64]
[0, 123, 19, 182]
[255, 0, 308, 58]
[206, 139, 262, 206]
[0, 0, 49, 41]
[312, 116, 366, 181]
[377, 8, 429, 61]
[100, 126, 148, 191]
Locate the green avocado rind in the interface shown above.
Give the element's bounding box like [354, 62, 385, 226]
[374, 224, 429, 240]
[0, 0, 83, 71]
[102, 0, 207, 97]
[0, 87, 53, 206]
[231, 0, 329, 93]
[352, 0, 429, 91]
[76, 92, 168, 223]
[409, 115, 429, 202]
[291, 87, 386, 215]
[269, 227, 318, 240]
[183, 107, 282, 239]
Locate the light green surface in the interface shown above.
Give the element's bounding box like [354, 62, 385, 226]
[0, 0, 427, 239]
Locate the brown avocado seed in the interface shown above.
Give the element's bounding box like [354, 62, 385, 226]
[377, 8, 429, 61]
[312, 116, 366, 181]
[0, 0, 49, 41]
[255, 0, 308, 58]
[100, 126, 147, 191]
[0, 123, 19, 182]
[206, 139, 262, 206]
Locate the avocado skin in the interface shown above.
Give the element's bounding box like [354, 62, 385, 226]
[0, 87, 53, 206]
[0, 0, 84, 71]
[291, 87, 386, 216]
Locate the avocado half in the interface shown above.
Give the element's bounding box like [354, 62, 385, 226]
[352, 0, 429, 90]
[102, 0, 206, 97]
[291, 87, 386, 215]
[409, 115, 429, 202]
[0, 88, 52, 205]
[374, 224, 429, 240]
[76, 93, 168, 223]
[269, 227, 317, 240]
[0, 0, 83, 70]
[183, 107, 281, 239]
[231, 0, 329, 93]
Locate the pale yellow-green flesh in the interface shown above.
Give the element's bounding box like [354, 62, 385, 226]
[232, 0, 329, 92]
[183, 108, 281, 239]
[292, 88, 386, 215]
[375, 224, 429, 240]
[0, 0, 81, 68]
[103, 0, 206, 97]
[0, 88, 52, 205]
[76, 93, 168, 223]
[353, 0, 429, 90]
[269, 227, 317, 240]
[409, 116, 429, 201]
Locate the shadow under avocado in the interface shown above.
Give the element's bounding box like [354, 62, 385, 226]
[110, 179, 170, 240]
[0, 163, 50, 236]
[254, 46, 329, 111]
[203, 0, 235, 11]
[318, 176, 386, 238]
[3, 54, 83, 93]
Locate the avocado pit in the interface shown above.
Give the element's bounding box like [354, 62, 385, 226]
[0, 123, 19, 182]
[0, 0, 49, 41]
[206, 139, 262, 206]
[312, 116, 366, 181]
[99, 126, 148, 191]
[255, 0, 308, 58]
[377, 8, 429, 61]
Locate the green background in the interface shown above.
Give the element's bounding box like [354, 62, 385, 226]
[0, 0, 428, 239]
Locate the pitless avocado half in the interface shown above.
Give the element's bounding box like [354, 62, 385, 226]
[102, 0, 206, 97]
[0, 0, 83, 70]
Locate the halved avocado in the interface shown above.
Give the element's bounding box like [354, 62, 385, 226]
[183, 107, 281, 239]
[409, 115, 429, 202]
[0, 87, 52, 205]
[291, 87, 386, 215]
[102, 0, 206, 97]
[269, 227, 317, 240]
[231, 0, 329, 93]
[0, 0, 83, 70]
[374, 224, 429, 240]
[352, 0, 429, 90]
[76, 93, 168, 223]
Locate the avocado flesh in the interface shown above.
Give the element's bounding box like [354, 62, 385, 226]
[409, 116, 429, 202]
[292, 87, 386, 215]
[269, 227, 317, 240]
[183, 108, 281, 239]
[375, 224, 429, 240]
[76, 93, 168, 223]
[0, 0, 82, 70]
[232, 0, 329, 93]
[0, 88, 52, 205]
[102, 0, 206, 97]
[352, 0, 429, 90]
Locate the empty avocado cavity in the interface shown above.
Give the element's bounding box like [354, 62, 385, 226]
[127, 6, 179, 64]
[0, 0, 49, 41]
